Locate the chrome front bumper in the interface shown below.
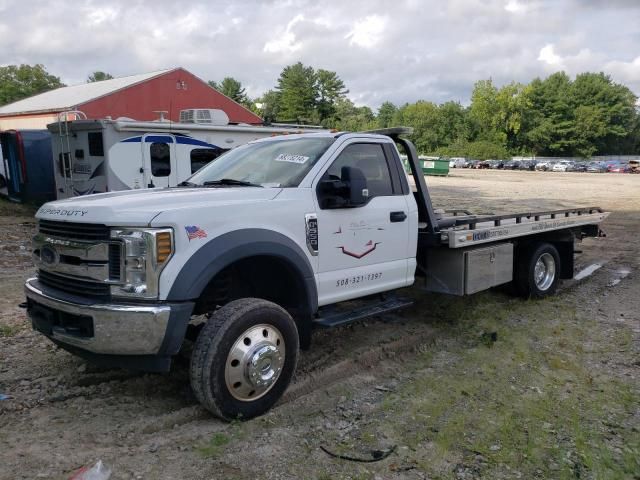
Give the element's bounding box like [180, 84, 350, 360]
[25, 278, 172, 355]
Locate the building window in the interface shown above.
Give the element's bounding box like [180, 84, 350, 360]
[190, 148, 224, 173]
[150, 143, 171, 177]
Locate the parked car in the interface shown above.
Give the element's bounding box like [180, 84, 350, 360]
[535, 161, 549, 171]
[489, 159, 505, 169]
[476, 160, 491, 169]
[552, 161, 573, 172]
[467, 160, 480, 169]
[607, 161, 630, 173]
[450, 158, 468, 168]
[504, 160, 522, 170]
[587, 161, 608, 173]
[518, 160, 537, 171]
[568, 162, 588, 172]
[628, 159, 639, 173]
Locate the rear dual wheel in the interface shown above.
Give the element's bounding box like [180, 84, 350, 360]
[190, 298, 299, 421]
[515, 242, 561, 298]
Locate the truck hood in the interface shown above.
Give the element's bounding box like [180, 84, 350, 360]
[36, 187, 282, 225]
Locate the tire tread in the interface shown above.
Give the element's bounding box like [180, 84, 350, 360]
[189, 298, 298, 420]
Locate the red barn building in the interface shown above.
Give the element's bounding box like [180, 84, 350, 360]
[0, 68, 262, 129]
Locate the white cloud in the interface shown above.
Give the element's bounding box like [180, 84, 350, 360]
[0, 0, 638, 107]
[263, 14, 304, 54]
[604, 56, 640, 93]
[346, 15, 387, 48]
[505, 0, 526, 13]
[86, 6, 119, 25]
[538, 44, 564, 67]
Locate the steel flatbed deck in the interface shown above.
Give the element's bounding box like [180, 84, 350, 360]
[439, 207, 610, 248]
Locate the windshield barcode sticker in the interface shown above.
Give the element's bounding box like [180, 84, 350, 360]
[275, 153, 309, 164]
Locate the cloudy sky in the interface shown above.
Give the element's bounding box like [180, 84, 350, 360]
[1, 0, 638, 109]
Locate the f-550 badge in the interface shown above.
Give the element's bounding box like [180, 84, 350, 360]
[305, 214, 318, 256]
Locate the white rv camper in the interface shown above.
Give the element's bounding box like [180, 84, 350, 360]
[48, 109, 327, 198]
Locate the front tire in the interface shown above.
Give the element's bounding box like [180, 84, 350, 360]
[515, 243, 561, 298]
[190, 298, 299, 420]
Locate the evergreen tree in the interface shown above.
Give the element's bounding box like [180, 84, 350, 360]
[275, 62, 318, 121]
[208, 77, 249, 105]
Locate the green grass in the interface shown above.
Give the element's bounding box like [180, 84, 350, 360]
[196, 432, 231, 457]
[0, 324, 23, 337]
[360, 292, 639, 478]
[0, 197, 37, 217]
[196, 420, 247, 458]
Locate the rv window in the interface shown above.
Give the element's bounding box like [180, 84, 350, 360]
[150, 143, 171, 177]
[88, 132, 104, 156]
[190, 148, 223, 173]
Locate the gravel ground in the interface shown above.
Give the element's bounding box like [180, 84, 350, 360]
[0, 170, 638, 479]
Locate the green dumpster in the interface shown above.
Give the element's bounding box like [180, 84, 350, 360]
[420, 156, 449, 176]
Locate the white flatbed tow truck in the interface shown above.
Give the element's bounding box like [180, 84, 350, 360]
[24, 127, 608, 419]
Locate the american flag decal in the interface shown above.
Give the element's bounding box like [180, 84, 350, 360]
[185, 225, 207, 241]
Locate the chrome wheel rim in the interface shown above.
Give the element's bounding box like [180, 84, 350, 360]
[225, 324, 285, 402]
[534, 253, 556, 291]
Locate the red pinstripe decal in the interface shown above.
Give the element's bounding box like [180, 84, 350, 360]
[337, 242, 381, 259]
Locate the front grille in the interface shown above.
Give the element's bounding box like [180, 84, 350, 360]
[38, 220, 110, 241]
[108, 243, 122, 281]
[38, 270, 110, 299]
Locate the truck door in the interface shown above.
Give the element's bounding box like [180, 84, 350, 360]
[313, 141, 412, 306]
[142, 135, 176, 188]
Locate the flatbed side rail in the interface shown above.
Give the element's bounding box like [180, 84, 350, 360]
[447, 206, 604, 230]
[442, 207, 609, 248]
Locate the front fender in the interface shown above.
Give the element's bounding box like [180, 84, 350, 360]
[166, 228, 318, 315]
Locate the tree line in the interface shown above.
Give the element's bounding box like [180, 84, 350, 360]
[212, 64, 639, 158]
[1, 63, 638, 158]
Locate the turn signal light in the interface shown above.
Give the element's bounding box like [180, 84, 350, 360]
[156, 232, 172, 263]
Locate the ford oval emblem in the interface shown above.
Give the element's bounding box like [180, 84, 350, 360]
[40, 246, 58, 265]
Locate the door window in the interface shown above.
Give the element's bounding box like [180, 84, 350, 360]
[150, 142, 171, 177]
[324, 143, 393, 198]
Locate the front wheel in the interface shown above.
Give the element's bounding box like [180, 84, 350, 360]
[190, 298, 299, 420]
[515, 243, 561, 298]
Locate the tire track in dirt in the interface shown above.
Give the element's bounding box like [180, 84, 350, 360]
[280, 324, 436, 406]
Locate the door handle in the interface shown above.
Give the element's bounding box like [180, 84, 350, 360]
[390, 211, 407, 222]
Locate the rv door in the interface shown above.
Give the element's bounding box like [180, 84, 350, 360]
[142, 135, 176, 188]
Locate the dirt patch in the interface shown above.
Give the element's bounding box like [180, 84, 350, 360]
[0, 171, 638, 479]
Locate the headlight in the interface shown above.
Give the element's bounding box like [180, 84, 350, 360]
[110, 228, 173, 299]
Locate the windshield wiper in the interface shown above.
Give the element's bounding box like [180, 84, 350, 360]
[177, 181, 197, 187]
[202, 178, 263, 188]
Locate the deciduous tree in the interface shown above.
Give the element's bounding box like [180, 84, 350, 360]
[0, 64, 64, 106]
[87, 71, 114, 82]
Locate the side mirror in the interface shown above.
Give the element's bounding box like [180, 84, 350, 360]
[341, 166, 368, 207]
[318, 166, 368, 209]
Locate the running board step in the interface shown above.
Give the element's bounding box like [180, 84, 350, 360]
[313, 297, 413, 328]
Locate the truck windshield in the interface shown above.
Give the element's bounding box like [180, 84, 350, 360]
[187, 136, 335, 188]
